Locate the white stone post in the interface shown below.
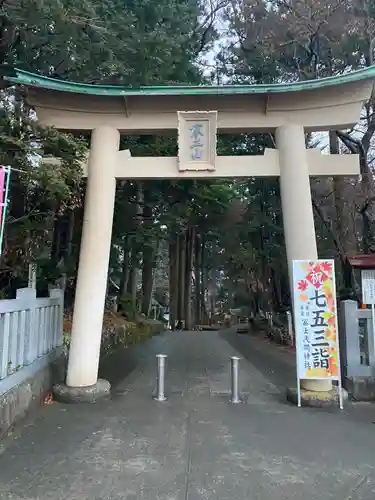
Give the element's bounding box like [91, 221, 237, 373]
[28, 263, 37, 289]
[66, 126, 120, 388]
[276, 123, 331, 393]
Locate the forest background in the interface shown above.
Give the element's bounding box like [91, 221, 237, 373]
[1, 0, 374, 331]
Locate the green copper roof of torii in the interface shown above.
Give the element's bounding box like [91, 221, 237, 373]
[4, 65, 375, 97]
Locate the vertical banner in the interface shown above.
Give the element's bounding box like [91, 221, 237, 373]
[360, 269, 375, 366]
[361, 269, 375, 305]
[292, 259, 343, 409]
[0, 166, 11, 256]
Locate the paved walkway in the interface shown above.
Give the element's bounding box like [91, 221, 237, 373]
[1, 330, 375, 499]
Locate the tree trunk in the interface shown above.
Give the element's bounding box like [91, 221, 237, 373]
[360, 151, 375, 253]
[141, 190, 154, 316]
[127, 182, 143, 308]
[169, 232, 179, 330]
[69, 202, 84, 297]
[141, 244, 154, 316]
[271, 267, 284, 311]
[127, 249, 138, 304]
[208, 241, 217, 324]
[51, 207, 76, 290]
[140, 187, 157, 316]
[51, 208, 62, 266]
[194, 232, 202, 325]
[200, 235, 208, 324]
[119, 242, 130, 299]
[330, 131, 358, 257]
[209, 272, 216, 322]
[184, 227, 195, 330]
[228, 280, 235, 309]
[177, 231, 186, 326]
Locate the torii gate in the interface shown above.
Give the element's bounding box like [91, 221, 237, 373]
[6, 66, 375, 402]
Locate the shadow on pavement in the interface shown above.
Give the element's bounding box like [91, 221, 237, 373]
[98, 346, 139, 388]
[220, 328, 296, 393]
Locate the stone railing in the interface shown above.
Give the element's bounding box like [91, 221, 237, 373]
[340, 300, 375, 378]
[0, 288, 64, 396]
[340, 300, 375, 400]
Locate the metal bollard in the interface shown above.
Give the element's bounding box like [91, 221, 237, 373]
[229, 356, 241, 404]
[154, 354, 167, 402]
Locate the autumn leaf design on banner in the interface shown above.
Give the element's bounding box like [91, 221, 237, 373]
[292, 260, 341, 380]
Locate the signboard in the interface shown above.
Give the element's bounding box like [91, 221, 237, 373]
[360, 269, 375, 367]
[177, 111, 217, 172]
[361, 269, 375, 304]
[292, 259, 343, 408]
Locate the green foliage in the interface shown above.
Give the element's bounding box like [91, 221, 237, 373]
[0, 0, 212, 293]
[2, 0, 209, 84]
[0, 0, 369, 320]
[118, 293, 138, 320]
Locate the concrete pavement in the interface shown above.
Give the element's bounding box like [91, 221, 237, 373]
[0, 329, 375, 499]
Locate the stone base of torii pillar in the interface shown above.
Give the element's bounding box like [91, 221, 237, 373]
[53, 379, 111, 404]
[286, 386, 349, 408]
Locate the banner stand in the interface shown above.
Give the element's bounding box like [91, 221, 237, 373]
[292, 259, 344, 410]
[297, 378, 301, 408]
[338, 376, 344, 410]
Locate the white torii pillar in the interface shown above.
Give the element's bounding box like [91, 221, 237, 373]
[54, 126, 120, 402]
[276, 123, 331, 394]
